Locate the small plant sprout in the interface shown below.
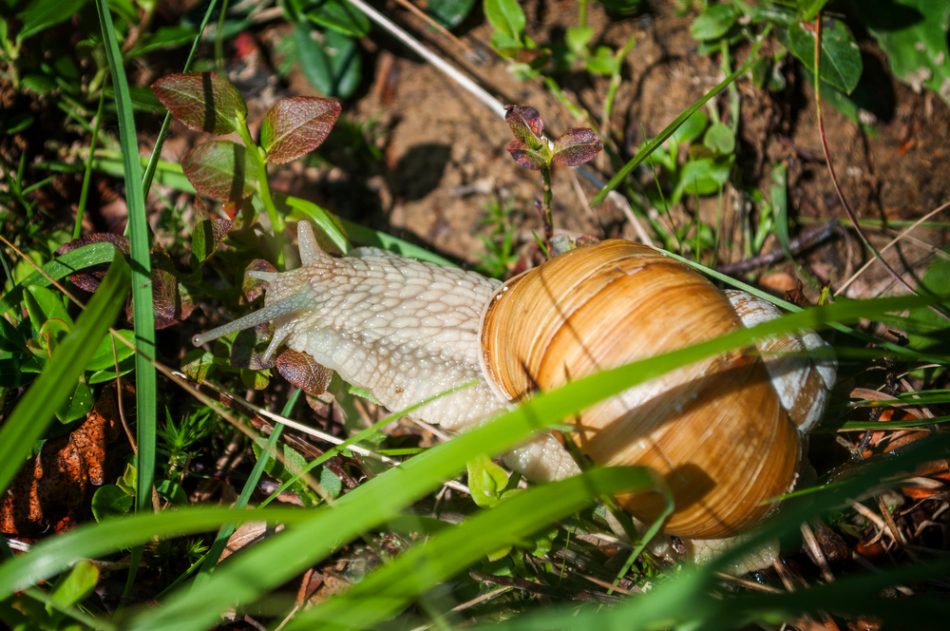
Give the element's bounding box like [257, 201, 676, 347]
[503, 105, 603, 248]
[151, 72, 341, 239]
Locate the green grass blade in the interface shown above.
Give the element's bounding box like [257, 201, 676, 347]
[94, 0, 157, 512]
[128, 293, 934, 630]
[0, 243, 118, 315]
[197, 389, 301, 577]
[0, 256, 129, 495]
[0, 506, 312, 597]
[591, 29, 769, 206]
[288, 467, 659, 630]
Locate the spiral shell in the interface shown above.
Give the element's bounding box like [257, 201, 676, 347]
[480, 240, 808, 538]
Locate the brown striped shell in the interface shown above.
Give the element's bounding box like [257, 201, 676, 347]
[480, 240, 820, 538]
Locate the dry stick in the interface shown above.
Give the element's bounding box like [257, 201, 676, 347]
[391, 0, 477, 61]
[836, 200, 950, 296]
[344, 0, 652, 245]
[811, 16, 949, 320]
[717, 220, 838, 275]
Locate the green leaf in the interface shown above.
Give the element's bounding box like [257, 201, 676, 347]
[55, 381, 93, 423]
[319, 467, 343, 499]
[788, 18, 863, 94]
[128, 25, 198, 59]
[566, 25, 594, 55]
[260, 96, 342, 164]
[668, 109, 707, 146]
[0, 256, 129, 495]
[586, 46, 618, 75]
[16, 0, 89, 40]
[181, 140, 258, 201]
[673, 158, 731, 202]
[291, 23, 362, 99]
[769, 162, 790, 251]
[150, 72, 247, 135]
[466, 454, 510, 508]
[426, 0, 476, 29]
[49, 561, 98, 609]
[305, 0, 370, 38]
[91, 485, 134, 522]
[702, 121, 735, 155]
[484, 0, 525, 39]
[85, 329, 135, 371]
[690, 3, 739, 41]
[858, 0, 950, 107]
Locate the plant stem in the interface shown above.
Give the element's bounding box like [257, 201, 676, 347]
[541, 165, 554, 246]
[236, 113, 283, 235]
[74, 90, 106, 239]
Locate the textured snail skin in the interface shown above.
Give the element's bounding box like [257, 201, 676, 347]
[194, 223, 835, 540]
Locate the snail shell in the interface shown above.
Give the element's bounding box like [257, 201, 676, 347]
[194, 224, 836, 540]
[480, 240, 835, 537]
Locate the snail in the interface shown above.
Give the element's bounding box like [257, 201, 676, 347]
[193, 223, 836, 542]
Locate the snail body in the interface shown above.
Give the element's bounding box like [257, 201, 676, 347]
[194, 223, 836, 540]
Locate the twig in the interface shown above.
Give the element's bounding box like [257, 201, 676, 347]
[391, 0, 477, 61]
[812, 15, 949, 320]
[717, 220, 838, 275]
[344, 0, 505, 118]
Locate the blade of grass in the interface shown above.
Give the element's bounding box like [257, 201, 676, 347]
[0, 506, 313, 597]
[73, 90, 106, 239]
[590, 28, 769, 206]
[658, 247, 941, 363]
[196, 389, 301, 578]
[94, 0, 157, 514]
[289, 467, 660, 630]
[0, 256, 129, 495]
[128, 293, 936, 630]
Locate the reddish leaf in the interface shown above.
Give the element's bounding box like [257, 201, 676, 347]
[151, 73, 247, 135]
[56, 233, 130, 293]
[192, 216, 232, 263]
[182, 140, 258, 201]
[261, 96, 342, 165]
[276, 349, 333, 396]
[552, 128, 603, 167]
[504, 104, 545, 149]
[506, 139, 547, 171]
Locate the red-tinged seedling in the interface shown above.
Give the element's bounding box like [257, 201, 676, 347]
[503, 104, 603, 247]
[261, 96, 342, 165]
[152, 71, 343, 239]
[151, 73, 247, 135]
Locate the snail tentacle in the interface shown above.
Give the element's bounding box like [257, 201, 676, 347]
[191, 290, 312, 347]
